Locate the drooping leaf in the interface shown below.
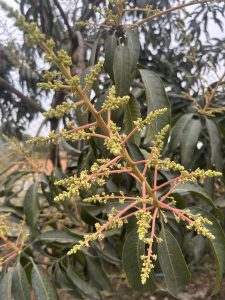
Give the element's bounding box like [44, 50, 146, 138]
[104, 31, 117, 80]
[67, 266, 100, 300]
[39, 230, 79, 244]
[158, 226, 191, 297]
[86, 256, 112, 291]
[181, 118, 201, 168]
[192, 208, 225, 294]
[32, 264, 58, 300]
[0, 272, 12, 300]
[113, 43, 131, 96]
[169, 113, 194, 152]
[12, 262, 31, 300]
[124, 94, 141, 144]
[139, 69, 170, 142]
[122, 228, 157, 292]
[127, 28, 140, 78]
[24, 182, 39, 235]
[173, 183, 223, 220]
[205, 118, 222, 171]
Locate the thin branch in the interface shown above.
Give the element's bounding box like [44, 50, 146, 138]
[134, 0, 213, 27]
[0, 76, 45, 113]
[52, 0, 73, 41]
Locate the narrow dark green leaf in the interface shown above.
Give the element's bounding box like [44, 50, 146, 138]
[32, 264, 58, 300]
[0, 272, 12, 300]
[12, 262, 31, 300]
[122, 228, 157, 292]
[192, 208, 225, 294]
[127, 29, 140, 77]
[139, 69, 170, 142]
[67, 267, 100, 300]
[124, 95, 141, 144]
[205, 118, 222, 171]
[169, 113, 194, 152]
[158, 226, 191, 297]
[104, 32, 117, 80]
[39, 230, 79, 244]
[113, 43, 131, 96]
[173, 183, 223, 220]
[24, 182, 39, 235]
[86, 257, 112, 291]
[181, 118, 201, 168]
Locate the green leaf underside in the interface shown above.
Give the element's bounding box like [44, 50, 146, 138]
[12, 263, 31, 300]
[158, 226, 191, 297]
[124, 95, 141, 144]
[32, 264, 58, 300]
[122, 228, 157, 292]
[139, 69, 170, 143]
[0, 272, 12, 300]
[192, 208, 225, 294]
[24, 182, 39, 235]
[181, 118, 201, 168]
[113, 43, 132, 97]
[173, 183, 223, 220]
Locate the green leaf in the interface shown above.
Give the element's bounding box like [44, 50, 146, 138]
[124, 95, 141, 144]
[205, 118, 222, 171]
[169, 113, 194, 152]
[12, 262, 31, 300]
[122, 228, 157, 292]
[32, 264, 58, 300]
[39, 230, 79, 244]
[158, 226, 191, 297]
[127, 28, 140, 78]
[0, 272, 12, 300]
[86, 257, 112, 291]
[181, 118, 201, 168]
[104, 31, 117, 80]
[113, 43, 131, 96]
[24, 182, 39, 235]
[173, 183, 223, 220]
[192, 208, 225, 293]
[139, 69, 170, 142]
[67, 266, 100, 300]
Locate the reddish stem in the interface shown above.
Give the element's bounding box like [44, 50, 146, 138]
[159, 183, 179, 203]
[71, 122, 97, 132]
[147, 208, 158, 259]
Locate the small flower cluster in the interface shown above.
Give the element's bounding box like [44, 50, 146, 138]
[43, 101, 82, 118]
[136, 210, 152, 242]
[102, 86, 130, 111]
[140, 255, 157, 285]
[104, 121, 122, 155]
[133, 108, 168, 131]
[84, 60, 104, 90]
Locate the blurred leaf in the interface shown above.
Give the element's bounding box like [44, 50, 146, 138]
[0, 272, 12, 300]
[158, 226, 191, 297]
[67, 266, 100, 300]
[86, 257, 112, 291]
[24, 182, 39, 235]
[104, 31, 117, 80]
[124, 95, 141, 144]
[32, 264, 58, 300]
[205, 118, 222, 171]
[113, 43, 131, 96]
[123, 228, 157, 292]
[39, 230, 79, 244]
[173, 183, 223, 220]
[169, 113, 194, 152]
[181, 118, 201, 168]
[193, 208, 225, 294]
[12, 262, 31, 300]
[127, 28, 140, 78]
[139, 69, 170, 142]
